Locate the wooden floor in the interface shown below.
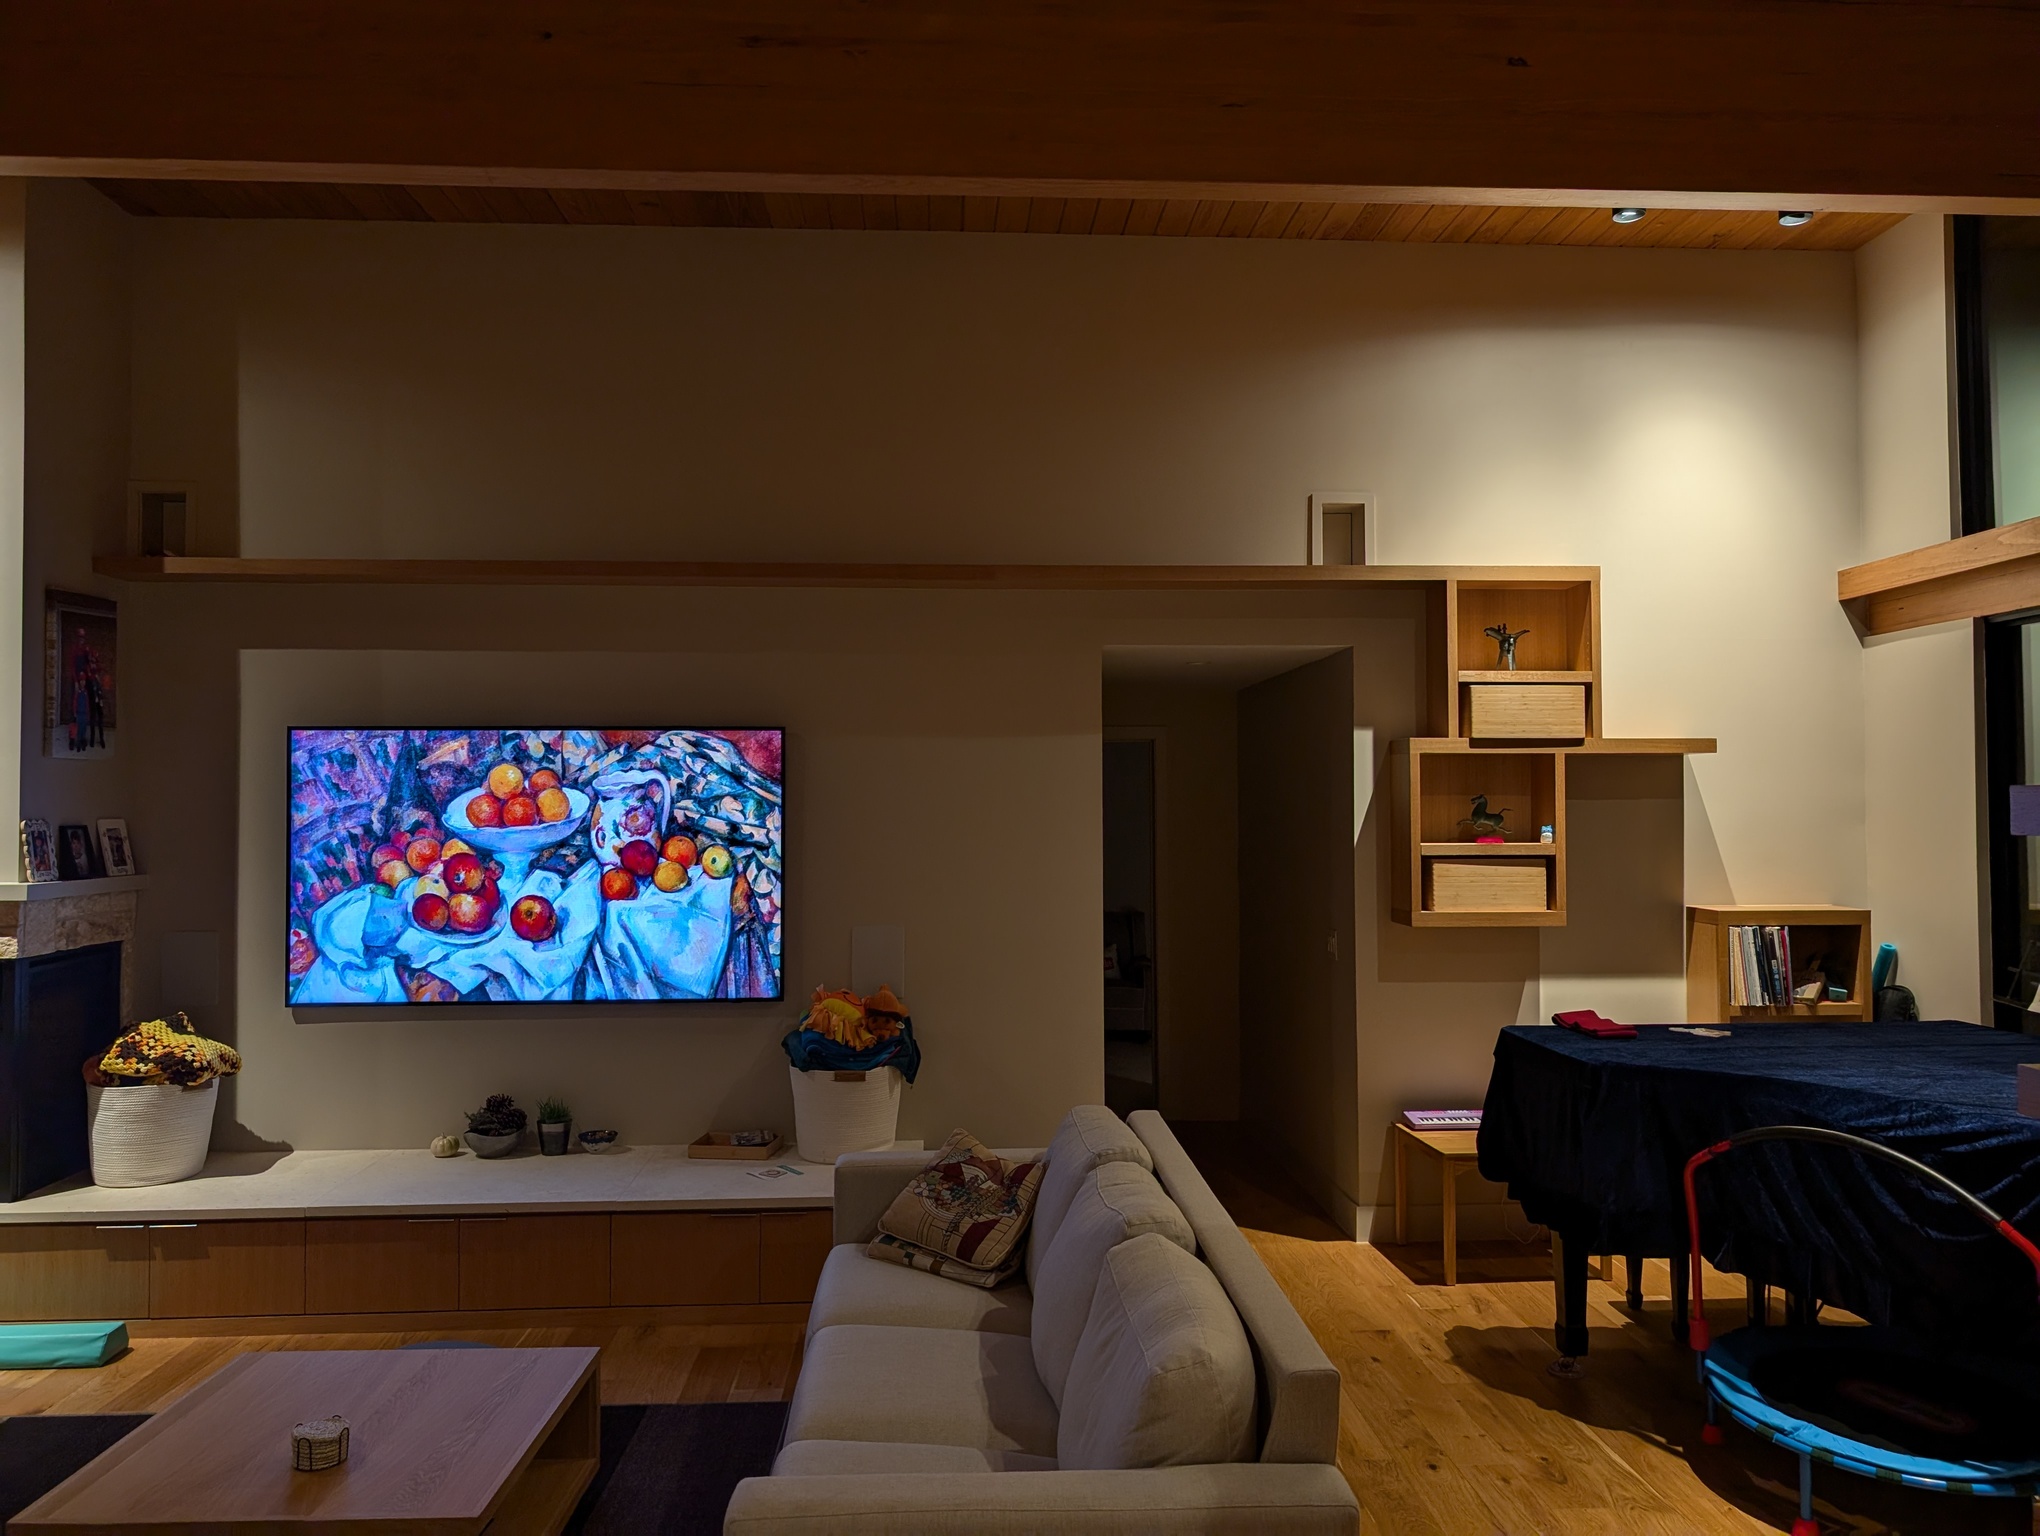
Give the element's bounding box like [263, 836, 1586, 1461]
[1, 1133, 2030, 1535]
[1175, 1122, 2035, 1536]
[0, 1322, 802, 1418]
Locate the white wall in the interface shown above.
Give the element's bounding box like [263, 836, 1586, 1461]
[1855, 214, 1982, 1021]
[10, 205, 1935, 1205]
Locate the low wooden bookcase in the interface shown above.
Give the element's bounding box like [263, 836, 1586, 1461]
[1685, 904, 1874, 1022]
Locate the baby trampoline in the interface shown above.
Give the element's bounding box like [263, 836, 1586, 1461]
[1682, 1125, 2040, 1536]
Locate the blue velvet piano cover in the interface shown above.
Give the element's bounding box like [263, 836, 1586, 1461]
[1477, 1022, 2040, 1346]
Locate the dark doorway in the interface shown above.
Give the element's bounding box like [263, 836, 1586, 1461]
[1103, 737, 1159, 1115]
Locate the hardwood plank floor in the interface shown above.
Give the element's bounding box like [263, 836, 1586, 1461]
[1175, 1122, 2035, 1536]
[0, 1322, 803, 1417]
[1, 1131, 2028, 1534]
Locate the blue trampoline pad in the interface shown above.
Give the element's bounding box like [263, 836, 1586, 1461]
[1704, 1325, 2040, 1497]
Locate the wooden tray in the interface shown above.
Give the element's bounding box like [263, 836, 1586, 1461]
[688, 1131, 785, 1160]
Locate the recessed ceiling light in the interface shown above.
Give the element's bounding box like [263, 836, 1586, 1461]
[1777, 210, 1814, 227]
[1611, 208, 1646, 224]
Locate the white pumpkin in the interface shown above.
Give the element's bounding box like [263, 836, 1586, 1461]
[430, 1134, 462, 1158]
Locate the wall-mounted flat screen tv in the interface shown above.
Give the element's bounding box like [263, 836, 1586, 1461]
[287, 729, 782, 1006]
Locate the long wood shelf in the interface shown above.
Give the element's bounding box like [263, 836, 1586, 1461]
[1417, 842, 1555, 857]
[92, 555, 1599, 592]
[1408, 736, 1716, 756]
[1838, 520, 2040, 635]
[1456, 669, 1593, 684]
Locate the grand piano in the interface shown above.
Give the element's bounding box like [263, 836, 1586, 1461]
[1477, 1021, 2040, 1360]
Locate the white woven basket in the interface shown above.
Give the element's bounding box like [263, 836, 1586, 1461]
[788, 1064, 901, 1164]
[87, 1080, 218, 1188]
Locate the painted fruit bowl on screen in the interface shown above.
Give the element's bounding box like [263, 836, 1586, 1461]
[288, 729, 784, 1007]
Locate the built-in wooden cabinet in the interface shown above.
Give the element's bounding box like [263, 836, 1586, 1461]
[148, 1220, 306, 1319]
[458, 1215, 611, 1311]
[612, 1213, 759, 1305]
[0, 1223, 149, 1320]
[306, 1217, 460, 1314]
[760, 1211, 835, 1304]
[0, 1204, 832, 1323]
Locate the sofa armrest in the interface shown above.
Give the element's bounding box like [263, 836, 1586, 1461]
[723, 1464, 1359, 1535]
[830, 1146, 1047, 1245]
[831, 1151, 937, 1244]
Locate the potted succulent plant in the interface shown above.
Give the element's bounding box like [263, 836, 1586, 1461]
[537, 1097, 573, 1156]
[464, 1093, 526, 1158]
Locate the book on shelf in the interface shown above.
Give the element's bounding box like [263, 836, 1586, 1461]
[1401, 1109, 1482, 1130]
[1727, 924, 1796, 1008]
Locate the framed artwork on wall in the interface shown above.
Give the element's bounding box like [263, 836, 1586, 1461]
[19, 819, 57, 884]
[56, 823, 98, 880]
[97, 819, 136, 877]
[43, 589, 117, 759]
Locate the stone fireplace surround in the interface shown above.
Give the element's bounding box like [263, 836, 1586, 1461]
[0, 885, 141, 1023]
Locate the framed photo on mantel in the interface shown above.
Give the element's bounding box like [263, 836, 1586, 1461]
[97, 819, 137, 877]
[19, 819, 57, 884]
[43, 589, 117, 759]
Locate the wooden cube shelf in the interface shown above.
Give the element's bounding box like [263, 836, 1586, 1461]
[1685, 905, 1873, 1022]
[1393, 742, 1566, 926]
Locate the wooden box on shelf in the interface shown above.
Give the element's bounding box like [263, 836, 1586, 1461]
[1685, 905, 1873, 1023]
[1463, 683, 1587, 741]
[1392, 742, 1566, 926]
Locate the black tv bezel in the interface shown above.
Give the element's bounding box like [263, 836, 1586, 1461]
[284, 726, 786, 1009]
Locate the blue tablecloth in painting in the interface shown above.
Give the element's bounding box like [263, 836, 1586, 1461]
[1477, 1022, 2040, 1347]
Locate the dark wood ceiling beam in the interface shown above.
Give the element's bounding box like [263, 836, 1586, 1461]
[4, 3, 2040, 208]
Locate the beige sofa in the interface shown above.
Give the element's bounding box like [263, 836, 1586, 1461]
[723, 1107, 1360, 1534]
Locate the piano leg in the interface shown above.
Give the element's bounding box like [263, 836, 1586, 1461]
[1624, 1254, 1644, 1311]
[1746, 1276, 1769, 1327]
[1551, 1230, 1591, 1359]
[1671, 1251, 1691, 1345]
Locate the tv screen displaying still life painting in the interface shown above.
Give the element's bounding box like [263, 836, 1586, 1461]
[287, 729, 783, 1006]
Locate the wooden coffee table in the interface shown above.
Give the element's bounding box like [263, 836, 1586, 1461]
[13, 1347, 600, 1535]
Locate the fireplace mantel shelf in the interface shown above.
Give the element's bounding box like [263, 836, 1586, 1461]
[0, 875, 150, 903]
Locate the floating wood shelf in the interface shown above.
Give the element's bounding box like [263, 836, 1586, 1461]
[1417, 842, 1555, 857]
[91, 555, 1598, 593]
[1407, 736, 1716, 756]
[1456, 670, 1594, 684]
[1838, 520, 2040, 635]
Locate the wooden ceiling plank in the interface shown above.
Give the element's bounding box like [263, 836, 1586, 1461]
[1435, 203, 1501, 243]
[861, 194, 900, 231]
[1310, 202, 1363, 240]
[1279, 201, 1329, 238]
[994, 195, 1031, 233]
[1249, 199, 1298, 238]
[1154, 199, 1199, 237]
[1026, 196, 1066, 233]
[895, 194, 931, 231]
[762, 192, 804, 230]
[1218, 200, 1265, 237]
[1058, 197, 1100, 234]
[1122, 198, 1166, 236]
[928, 194, 964, 232]
[1090, 197, 1133, 236]
[1186, 199, 1234, 237]
[962, 195, 999, 233]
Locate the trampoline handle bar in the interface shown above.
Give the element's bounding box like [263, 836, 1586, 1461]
[1681, 1124, 2040, 1355]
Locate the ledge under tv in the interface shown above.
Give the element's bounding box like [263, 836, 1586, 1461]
[286, 727, 783, 1006]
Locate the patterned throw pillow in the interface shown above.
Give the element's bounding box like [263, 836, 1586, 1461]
[869, 1129, 1046, 1288]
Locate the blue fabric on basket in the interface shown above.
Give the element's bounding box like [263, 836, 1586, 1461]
[781, 1015, 921, 1085]
[1477, 1021, 2040, 1348]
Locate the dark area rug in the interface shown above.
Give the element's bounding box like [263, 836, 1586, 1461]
[0, 1404, 786, 1535]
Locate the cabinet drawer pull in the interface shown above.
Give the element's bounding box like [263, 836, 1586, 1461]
[148, 1223, 199, 1229]
[407, 1217, 457, 1224]
[462, 1217, 506, 1223]
[94, 1223, 146, 1230]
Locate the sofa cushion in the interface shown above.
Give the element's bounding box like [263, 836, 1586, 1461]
[1030, 1162, 1196, 1408]
[772, 1439, 1058, 1476]
[1056, 1233, 1258, 1470]
[1026, 1105, 1153, 1290]
[806, 1243, 1035, 1341]
[874, 1128, 1047, 1284]
[786, 1324, 1059, 1458]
